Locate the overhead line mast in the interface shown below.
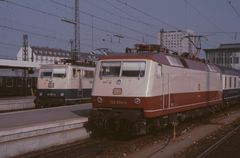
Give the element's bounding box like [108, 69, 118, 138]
[61, 0, 80, 62]
[74, 0, 80, 60]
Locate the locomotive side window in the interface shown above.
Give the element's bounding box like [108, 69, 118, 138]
[27, 78, 32, 87]
[234, 77, 237, 88]
[229, 77, 232, 88]
[225, 76, 227, 89]
[166, 56, 184, 67]
[156, 64, 161, 78]
[207, 64, 217, 72]
[239, 77, 240, 88]
[17, 78, 23, 87]
[84, 70, 94, 78]
[72, 69, 77, 78]
[100, 61, 121, 77]
[122, 61, 146, 77]
[0, 78, 2, 87]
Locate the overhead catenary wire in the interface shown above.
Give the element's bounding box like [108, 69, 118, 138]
[85, 0, 160, 28]
[3, 0, 62, 19]
[184, 0, 233, 40]
[0, 17, 73, 38]
[102, 0, 163, 28]
[47, 0, 157, 40]
[0, 25, 93, 48]
[0, 41, 22, 48]
[2, 0, 154, 43]
[114, 0, 181, 30]
[1, 0, 144, 43]
[226, 0, 240, 19]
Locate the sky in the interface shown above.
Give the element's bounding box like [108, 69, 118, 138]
[1, 0, 240, 59]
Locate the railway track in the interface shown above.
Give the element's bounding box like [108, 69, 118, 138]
[14, 138, 106, 158]
[196, 123, 240, 158]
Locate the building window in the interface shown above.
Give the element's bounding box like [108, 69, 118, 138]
[233, 57, 239, 64]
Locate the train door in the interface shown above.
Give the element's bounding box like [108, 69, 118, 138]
[162, 72, 170, 110]
[77, 69, 83, 97]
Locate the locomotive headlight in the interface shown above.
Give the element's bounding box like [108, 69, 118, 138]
[97, 97, 103, 103]
[39, 92, 43, 96]
[134, 97, 141, 104]
[60, 92, 64, 97]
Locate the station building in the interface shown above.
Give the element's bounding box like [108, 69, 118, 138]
[16, 46, 71, 64]
[205, 43, 240, 70]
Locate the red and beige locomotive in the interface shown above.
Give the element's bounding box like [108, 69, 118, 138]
[87, 45, 240, 136]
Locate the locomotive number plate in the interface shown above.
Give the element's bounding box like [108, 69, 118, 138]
[112, 88, 122, 95]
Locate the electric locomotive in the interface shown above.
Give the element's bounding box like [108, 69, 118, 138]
[34, 63, 95, 108]
[87, 51, 240, 136]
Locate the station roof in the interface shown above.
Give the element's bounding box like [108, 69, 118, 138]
[0, 59, 40, 68]
[205, 43, 240, 51]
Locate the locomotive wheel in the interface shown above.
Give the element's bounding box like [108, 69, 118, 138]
[86, 111, 108, 137]
[113, 119, 135, 139]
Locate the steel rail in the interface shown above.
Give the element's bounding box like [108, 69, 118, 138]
[196, 124, 240, 158]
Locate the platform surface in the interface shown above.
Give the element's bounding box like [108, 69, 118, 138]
[0, 103, 91, 130]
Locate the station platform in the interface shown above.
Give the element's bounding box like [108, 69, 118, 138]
[0, 96, 35, 112]
[0, 103, 91, 158]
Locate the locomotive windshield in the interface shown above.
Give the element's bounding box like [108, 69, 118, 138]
[40, 68, 66, 78]
[101, 61, 121, 77]
[100, 61, 146, 77]
[52, 69, 66, 78]
[122, 61, 145, 77]
[41, 71, 52, 77]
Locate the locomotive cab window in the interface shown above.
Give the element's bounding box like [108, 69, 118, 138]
[40, 71, 52, 77]
[122, 61, 146, 77]
[53, 69, 66, 78]
[100, 61, 121, 77]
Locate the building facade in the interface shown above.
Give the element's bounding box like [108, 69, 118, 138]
[205, 43, 240, 70]
[17, 46, 72, 64]
[158, 29, 197, 55]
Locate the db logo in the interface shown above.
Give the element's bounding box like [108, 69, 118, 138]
[48, 82, 54, 88]
[112, 88, 122, 95]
